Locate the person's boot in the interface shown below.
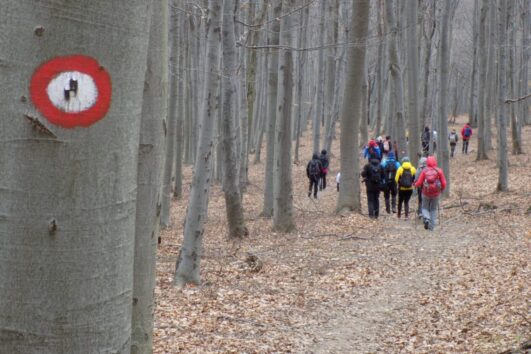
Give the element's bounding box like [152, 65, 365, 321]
[397, 207, 401, 219]
[423, 217, 430, 230]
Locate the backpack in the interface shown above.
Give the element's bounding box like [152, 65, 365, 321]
[370, 164, 382, 185]
[422, 131, 430, 144]
[309, 160, 320, 177]
[449, 133, 458, 143]
[383, 140, 391, 153]
[320, 155, 329, 169]
[464, 126, 472, 138]
[399, 169, 413, 188]
[368, 147, 379, 160]
[384, 162, 397, 182]
[423, 168, 441, 195]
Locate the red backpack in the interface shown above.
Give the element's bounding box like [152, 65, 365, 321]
[423, 168, 441, 195]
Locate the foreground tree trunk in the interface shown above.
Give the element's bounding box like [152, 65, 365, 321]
[336, 0, 370, 214]
[476, 0, 490, 160]
[496, 0, 508, 191]
[406, 0, 420, 164]
[174, 0, 222, 287]
[131, 1, 168, 352]
[221, 0, 248, 239]
[272, 0, 295, 233]
[0, 1, 152, 352]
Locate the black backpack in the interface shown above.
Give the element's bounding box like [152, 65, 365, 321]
[309, 160, 320, 176]
[370, 164, 382, 185]
[384, 162, 397, 183]
[399, 169, 413, 188]
[320, 155, 329, 169]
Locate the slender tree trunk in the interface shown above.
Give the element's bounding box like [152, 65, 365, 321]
[468, 0, 480, 127]
[508, 0, 522, 155]
[476, 0, 490, 160]
[376, 0, 386, 136]
[421, 0, 436, 129]
[496, 0, 509, 191]
[221, 0, 248, 239]
[520, 1, 530, 126]
[406, 0, 420, 164]
[174, 0, 222, 287]
[0, 1, 152, 352]
[485, 0, 497, 149]
[313, 0, 327, 154]
[336, 0, 370, 214]
[131, 1, 168, 352]
[273, 0, 295, 233]
[262, 0, 282, 217]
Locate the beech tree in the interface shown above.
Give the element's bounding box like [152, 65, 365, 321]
[496, 0, 509, 191]
[0, 1, 152, 352]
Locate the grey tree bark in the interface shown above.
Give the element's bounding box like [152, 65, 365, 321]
[174, 0, 222, 287]
[507, 0, 522, 155]
[375, 0, 386, 136]
[385, 0, 407, 157]
[476, 0, 490, 160]
[520, 1, 530, 126]
[262, 0, 282, 217]
[468, 0, 480, 127]
[313, 0, 327, 154]
[406, 0, 420, 164]
[173, 9, 186, 199]
[336, 0, 370, 214]
[420, 0, 436, 128]
[496, 0, 509, 191]
[485, 0, 497, 150]
[272, 0, 295, 233]
[221, 0, 248, 239]
[0, 1, 152, 353]
[131, 1, 168, 352]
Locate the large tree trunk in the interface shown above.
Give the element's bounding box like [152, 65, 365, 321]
[131, 1, 168, 352]
[272, 0, 295, 233]
[313, 0, 327, 154]
[375, 0, 386, 136]
[385, 0, 407, 157]
[262, 0, 282, 217]
[174, 0, 222, 287]
[336, 0, 370, 214]
[476, 0, 490, 160]
[468, 0, 480, 127]
[0, 1, 152, 352]
[406, 0, 420, 164]
[496, 0, 509, 191]
[420, 0, 436, 129]
[507, 0, 522, 155]
[520, 1, 530, 126]
[221, 0, 247, 239]
[485, 0, 497, 150]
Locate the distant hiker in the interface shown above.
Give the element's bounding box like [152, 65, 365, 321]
[306, 153, 323, 199]
[448, 129, 459, 157]
[381, 151, 400, 214]
[361, 158, 385, 219]
[432, 130, 438, 152]
[414, 156, 447, 230]
[421, 126, 430, 154]
[336, 171, 341, 192]
[319, 149, 330, 190]
[382, 135, 393, 157]
[415, 156, 428, 218]
[461, 123, 473, 154]
[395, 157, 416, 219]
[363, 139, 382, 161]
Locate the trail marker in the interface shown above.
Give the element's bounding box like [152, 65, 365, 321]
[30, 55, 112, 128]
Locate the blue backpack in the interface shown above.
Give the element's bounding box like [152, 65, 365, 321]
[464, 127, 472, 138]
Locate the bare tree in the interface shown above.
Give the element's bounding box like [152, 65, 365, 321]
[496, 0, 509, 191]
[336, 0, 370, 214]
[476, 0, 490, 160]
[406, 0, 421, 164]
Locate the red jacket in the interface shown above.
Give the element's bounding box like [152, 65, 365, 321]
[461, 124, 473, 140]
[414, 156, 447, 197]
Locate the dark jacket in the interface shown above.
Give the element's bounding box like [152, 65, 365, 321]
[361, 159, 385, 192]
[319, 150, 330, 170]
[306, 154, 323, 179]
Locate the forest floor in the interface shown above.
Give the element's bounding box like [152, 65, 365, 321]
[154, 116, 530, 354]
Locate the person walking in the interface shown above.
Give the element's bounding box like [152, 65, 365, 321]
[395, 157, 416, 219]
[421, 126, 430, 155]
[414, 156, 447, 230]
[361, 158, 385, 219]
[381, 151, 400, 214]
[415, 156, 427, 218]
[363, 139, 382, 161]
[461, 123, 473, 154]
[448, 129, 459, 157]
[336, 171, 341, 192]
[319, 149, 330, 190]
[306, 153, 323, 199]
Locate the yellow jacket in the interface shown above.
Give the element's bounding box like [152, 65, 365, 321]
[395, 162, 416, 191]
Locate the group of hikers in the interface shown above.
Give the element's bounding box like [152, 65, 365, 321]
[306, 123, 473, 231]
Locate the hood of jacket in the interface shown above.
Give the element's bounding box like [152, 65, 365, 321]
[426, 156, 437, 168]
[401, 161, 413, 170]
[312, 153, 319, 160]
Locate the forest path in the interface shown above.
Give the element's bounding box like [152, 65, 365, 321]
[310, 206, 479, 353]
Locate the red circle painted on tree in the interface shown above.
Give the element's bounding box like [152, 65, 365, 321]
[30, 55, 112, 128]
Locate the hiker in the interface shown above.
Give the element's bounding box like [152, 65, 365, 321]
[415, 156, 428, 218]
[363, 139, 382, 161]
[395, 157, 416, 219]
[382, 135, 393, 158]
[361, 158, 385, 219]
[432, 130, 438, 152]
[421, 126, 430, 154]
[319, 149, 330, 191]
[461, 123, 473, 154]
[336, 171, 341, 192]
[306, 153, 323, 199]
[414, 156, 447, 230]
[448, 129, 459, 157]
[381, 151, 400, 214]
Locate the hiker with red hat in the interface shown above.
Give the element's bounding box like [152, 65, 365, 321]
[363, 139, 382, 161]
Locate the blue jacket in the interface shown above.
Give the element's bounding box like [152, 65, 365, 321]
[363, 146, 381, 160]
